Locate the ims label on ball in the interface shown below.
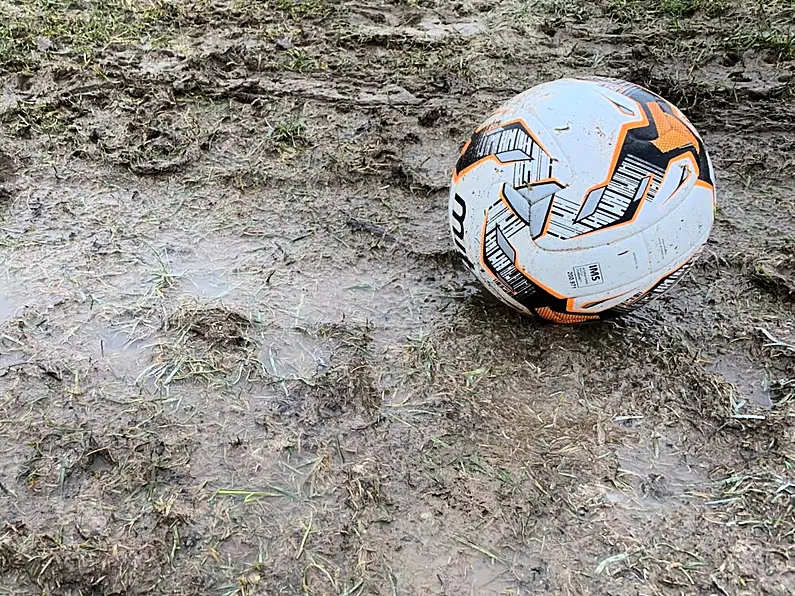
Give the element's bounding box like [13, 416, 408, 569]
[568, 263, 604, 288]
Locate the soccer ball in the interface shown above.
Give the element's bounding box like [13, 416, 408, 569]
[449, 77, 716, 323]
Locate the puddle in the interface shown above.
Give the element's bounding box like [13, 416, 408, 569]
[613, 437, 706, 506]
[709, 353, 772, 407]
[97, 326, 155, 379]
[259, 329, 331, 382]
[165, 245, 241, 301]
[138, 51, 186, 77]
[421, 19, 486, 40]
[0, 296, 14, 323]
[99, 327, 148, 356]
[268, 270, 435, 331]
[349, 14, 486, 42]
[178, 271, 237, 300]
[158, 232, 445, 347]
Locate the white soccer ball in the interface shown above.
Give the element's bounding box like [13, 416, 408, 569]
[449, 77, 716, 323]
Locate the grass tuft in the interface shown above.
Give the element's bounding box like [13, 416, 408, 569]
[268, 115, 310, 150]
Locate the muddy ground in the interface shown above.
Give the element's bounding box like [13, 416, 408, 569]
[0, 0, 794, 594]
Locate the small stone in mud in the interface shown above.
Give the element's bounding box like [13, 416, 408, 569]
[276, 37, 293, 51]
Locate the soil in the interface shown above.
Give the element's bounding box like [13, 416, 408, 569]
[1, 0, 794, 595]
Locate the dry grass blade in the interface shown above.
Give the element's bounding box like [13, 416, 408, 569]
[213, 486, 298, 503]
[758, 328, 795, 355]
[455, 535, 508, 565]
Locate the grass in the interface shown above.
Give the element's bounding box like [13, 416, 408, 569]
[268, 115, 309, 150]
[0, 0, 343, 72]
[213, 486, 298, 502]
[404, 333, 438, 380]
[272, 0, 337, 20]
[141, 244, 181, 300]
[705, 469, 795, 535]
[283, 48, 327, 72]
[0, 101, 71, 138]
[134, 303, 260, 389]
[0, 0, 183, 70]
[533, 0, 599, 36]
[735, 27, 795, 61]
[601, 0, 795, 59]
[770, 378, 795, 405]
[607, 0, 730, 20]
[660, 0, 730, 17]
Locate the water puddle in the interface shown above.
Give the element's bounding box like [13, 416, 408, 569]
[709, 353, 772, 407]
[165, 246, 241, 301]
[97, 326, 156, 379]
[0, 295, 23, 369]
[0, 296, 14, 324]
[99, 327, 148, 356]
[612, 437, 706, 507]
[421, 19, 486, 40]
[179, 271, 237, 300]
[269, 271, 432, 332]
[348, 10, 486, 42]
[157, 231, 444, 349]
[259, 329, 331, 383]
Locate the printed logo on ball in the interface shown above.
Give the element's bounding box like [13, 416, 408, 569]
[568, 263, 604, 289]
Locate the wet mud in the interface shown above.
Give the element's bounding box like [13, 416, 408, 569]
[1, 0, 794, 594]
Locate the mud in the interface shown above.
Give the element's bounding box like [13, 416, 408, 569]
[1, 0, 794, 595]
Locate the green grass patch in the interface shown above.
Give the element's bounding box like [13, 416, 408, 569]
[605, 0, 729, 23]
[735, 27, 795, 61]
[604, 0, 795, 60]
[268, 115, 309, 149]
[0, 0, 185, 71]
[0, 0, 344, 72]
[660, 0, 730, 18]
[272, 0, 336, 19]
[0, 100, 70, 137]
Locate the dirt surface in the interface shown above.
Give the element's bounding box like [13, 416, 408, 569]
[1, 0, 794, 594]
